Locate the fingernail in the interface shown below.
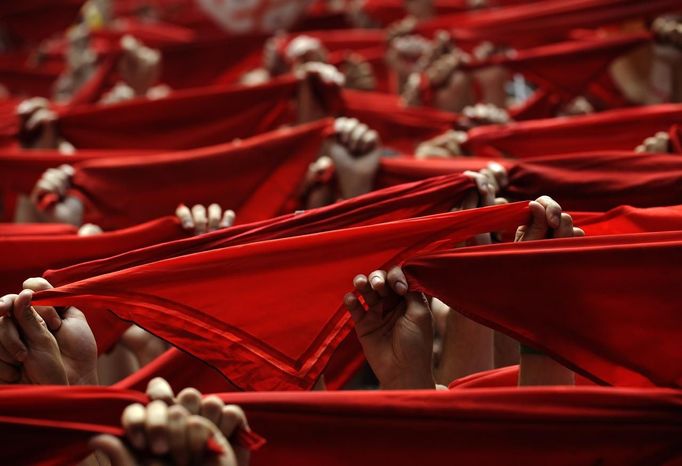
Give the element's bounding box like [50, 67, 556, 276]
[395, 282, 408, 295]
[370, 276, 382, 287]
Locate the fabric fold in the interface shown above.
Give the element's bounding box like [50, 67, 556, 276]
[404, 230, 682, 387]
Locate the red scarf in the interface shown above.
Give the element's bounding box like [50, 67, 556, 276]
[1, 385, 680, 466]
[404, 230, 682, 387]
[33, 203, 531, 391]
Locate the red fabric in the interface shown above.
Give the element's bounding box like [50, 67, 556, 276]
[448, 365, 603, 389]
[466, 103, 682, 158]
[0, 385, 263, 466]
[1, 385, 681, 466]
[494, 34, 648, 119]
[0, 56, 61, 98]
[404, 230, 682, 387]
[670, 124, 682, 154]
[573, 205, 682, 236]
[45, 173, 475, 382]
[33, 202, 531, 391]
[114, 347, 239, 393]
[46, 172, 475, 285]
[0, 223, 77, 236]
[377, 151, 682, 212]
[70, 120, 330, 229]
[0, 217, 185, 352]
[55, 77, 301, 150]
[0, 147, 157, 201]
[419, 0, 679, 48]
[0, 0, 84, 45]
[504, 151, 682, 211]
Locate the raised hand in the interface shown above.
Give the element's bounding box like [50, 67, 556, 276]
[0, 290, 68, 385]
[90, 394, 246, 466]
[30, 164, 84, 226]
[327, 117, 382, 199]
[175, 204, 236, 235]
[23, 277, 98, 385]
[514, 196, 584, 242]
[90, 377, 252, 466]
[635, 131, 671, 153]
[345, 267, 435, 390]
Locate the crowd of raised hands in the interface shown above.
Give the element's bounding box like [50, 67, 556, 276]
[2, 0, 682, 464]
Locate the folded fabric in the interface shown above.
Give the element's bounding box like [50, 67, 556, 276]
[466, 104, 682, 158]
[1, 385, 680, 466]
[377, 151, 682, 211]
[404, 230, 682, 387]
[70, 120, 331, 229]
[573, 204, 682, 236]
[0, 217, 185, 352]
[55, 77, 301, 150]
[46, 173, 474, 386]
[46, 172, 474, 285]
[0, 223, 78, 236]
[0, 385, 263, 466]
[33, 202, 531, 391]
[420, 0, 679, 48]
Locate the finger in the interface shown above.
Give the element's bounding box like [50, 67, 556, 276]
[364, 129, 380, 153]
[554, 212, 574, 238]
[200, 395, 224, 427]
[146, 399, 170, 455]
[0, 294, 16, 318]
[518, 200, 549, 242]
[12, 290, 52, 345]
[218, 404, 248, 438]
[368, 270, 389, 297]
[207, 203, 222, 232]
[146, 377, 175, 405]
[22, 278, 61, 332]
[58, 164, 75, 177]
[344, 292, 365, 323]
[349, 123, 368, 153]
[386, 266, 408, 296]
[0, 360, 20, 383]
[168, 405, 190, 466]
[78, 223, 103, 236]
[191, 204, 208, 235]
[89, 435, 136, 466]
[534, 196, 562, 229]
[122, 403, 147, 450]
[0, 316, 27, 363]
[176, 204, 194, 230]
[177, 387, 202, 414]
[220, 210, 236, 228]
[186, 415, 212, 460]
[352, 274, 380, 307]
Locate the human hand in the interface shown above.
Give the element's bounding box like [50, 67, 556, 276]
[345, 267, 435, 390]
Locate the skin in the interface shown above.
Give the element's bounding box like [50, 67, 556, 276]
[89, 378, 250, 466]
[346, 195, 582, 389]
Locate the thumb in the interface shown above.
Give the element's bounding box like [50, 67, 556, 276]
[12, 290, 54, 345]
[22, 278, 61, 332]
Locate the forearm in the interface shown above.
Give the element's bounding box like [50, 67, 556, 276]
[435, 308, 494, 385]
